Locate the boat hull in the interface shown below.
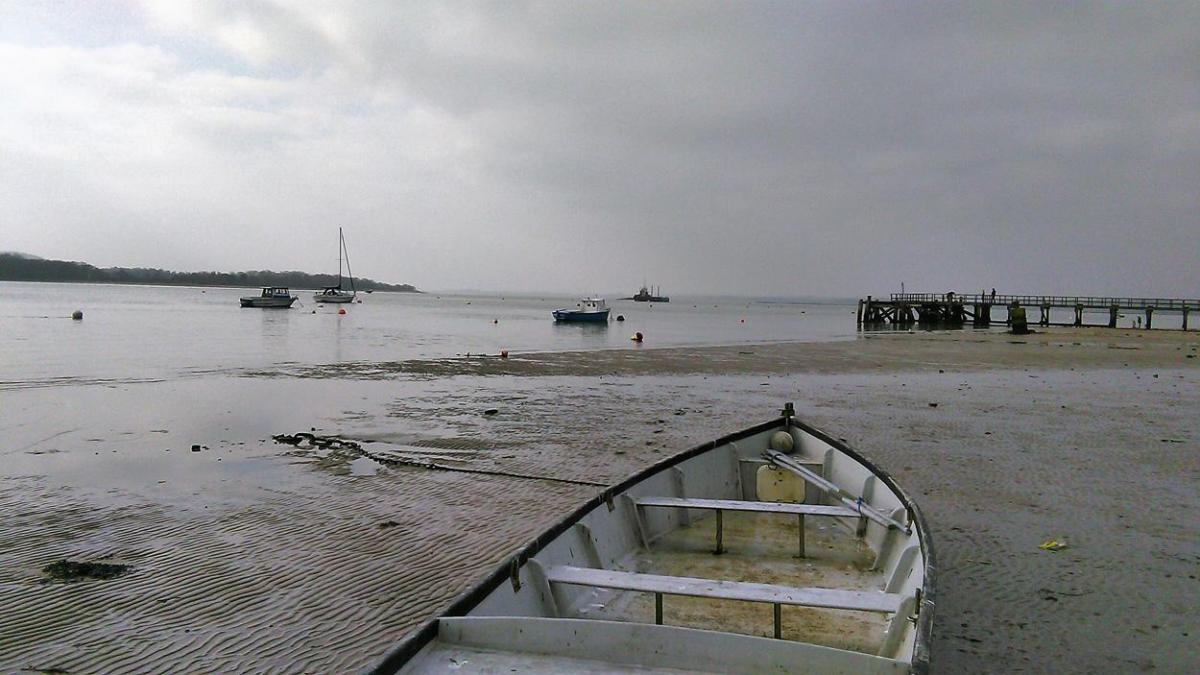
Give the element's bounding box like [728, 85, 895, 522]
[374, 407, 935, 674]
[552, 309, 610, 322]
[313, 292, 355, 303]
[239, 297, 297, 308]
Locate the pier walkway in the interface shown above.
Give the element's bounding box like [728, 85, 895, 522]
[859, 293, 1199, 330]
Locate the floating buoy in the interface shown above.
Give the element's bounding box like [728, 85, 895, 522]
[631, 332, 644, 342]
[616, 315, 625, 322]
[71, 310, 83, 320]
[493, 319, 498, 324]
[338, 308, 346, 315]
[740, 318, 745, 323]
[312, 310, 316, 314]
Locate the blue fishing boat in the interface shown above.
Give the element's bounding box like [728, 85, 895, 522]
[552, 298, 611, 323]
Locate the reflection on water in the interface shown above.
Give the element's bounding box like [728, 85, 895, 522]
[0, 281, 856, 389]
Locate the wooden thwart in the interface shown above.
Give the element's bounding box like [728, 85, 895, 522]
[545, 565, 904, 614]
[635, 497, 857, 517]
[635, 496, 859, 556]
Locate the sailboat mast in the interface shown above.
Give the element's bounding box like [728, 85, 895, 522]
[337, 227, 343, 287]
[341, 227, 355, 293]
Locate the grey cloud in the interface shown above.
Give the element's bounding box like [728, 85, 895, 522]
[3, 2, 1197, 296]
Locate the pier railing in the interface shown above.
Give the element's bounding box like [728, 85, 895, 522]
[889, 294, 1199, 310]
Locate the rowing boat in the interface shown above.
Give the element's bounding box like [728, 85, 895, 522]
[370, 403, 935, 674]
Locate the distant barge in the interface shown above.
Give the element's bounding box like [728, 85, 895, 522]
[631, 285, 669, 303]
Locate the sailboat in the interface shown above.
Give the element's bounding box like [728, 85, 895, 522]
[313, 228, 356, 304]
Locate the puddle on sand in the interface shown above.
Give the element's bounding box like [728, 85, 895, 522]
[348, 456, 379, 476]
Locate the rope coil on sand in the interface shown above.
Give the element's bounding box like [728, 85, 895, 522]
[272, 433, 607, 487]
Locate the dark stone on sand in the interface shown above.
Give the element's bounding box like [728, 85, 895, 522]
[42, 559, 130, 583]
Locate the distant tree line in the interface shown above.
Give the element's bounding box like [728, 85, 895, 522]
[0, 253, 419, 292]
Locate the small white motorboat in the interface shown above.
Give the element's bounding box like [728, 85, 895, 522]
[371, 403, 935, 674]
[239, 287, 297, 308]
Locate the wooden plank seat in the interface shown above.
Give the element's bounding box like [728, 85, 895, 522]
[635, 497, 857, 517]
[634, 496, 861, 556]
[545, 564, 905, 639]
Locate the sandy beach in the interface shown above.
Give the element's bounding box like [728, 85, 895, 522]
[2, 327, 1197, 673]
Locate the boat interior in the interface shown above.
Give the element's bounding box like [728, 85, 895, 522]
[387, 409, 932, 674]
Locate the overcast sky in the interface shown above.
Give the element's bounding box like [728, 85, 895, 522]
[1, 2, 1197, 297]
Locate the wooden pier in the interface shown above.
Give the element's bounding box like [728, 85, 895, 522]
[857, 293, 1199, 330]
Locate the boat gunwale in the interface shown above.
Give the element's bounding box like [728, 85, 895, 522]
[366, 412, 935, 675]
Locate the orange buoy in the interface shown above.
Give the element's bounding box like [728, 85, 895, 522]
[338, 308, 346, 315]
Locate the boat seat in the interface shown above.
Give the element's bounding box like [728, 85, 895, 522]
[635, 497, 858, 517]
[545, 565, 905, 639]
[633, 497, 860, 556]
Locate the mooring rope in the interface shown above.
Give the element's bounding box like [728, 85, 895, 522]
[272, 433, 608, 488]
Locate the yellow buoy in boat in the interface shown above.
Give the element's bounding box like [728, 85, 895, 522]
[758, 431, 802, 501]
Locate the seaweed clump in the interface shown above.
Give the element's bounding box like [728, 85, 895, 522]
[41, 559, 131, 583]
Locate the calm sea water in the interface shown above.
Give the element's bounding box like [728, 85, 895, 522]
[0, 282, 858, 389]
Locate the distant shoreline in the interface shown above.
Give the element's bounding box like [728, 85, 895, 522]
[0, 253, 420, 293]
[0, 278, 421, 293]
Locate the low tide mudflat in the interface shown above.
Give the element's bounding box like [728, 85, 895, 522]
[2, 327, 1197, 673]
